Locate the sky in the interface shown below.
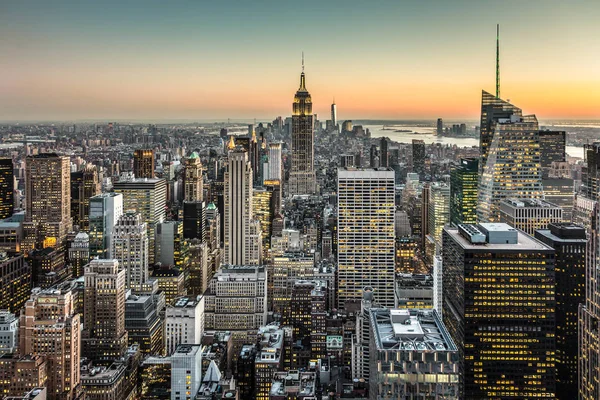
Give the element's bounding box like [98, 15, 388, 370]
[1, 0, 599, 122]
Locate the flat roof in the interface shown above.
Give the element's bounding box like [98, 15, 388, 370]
[502, 198, 561, 209]
[445, 226, 553, 252]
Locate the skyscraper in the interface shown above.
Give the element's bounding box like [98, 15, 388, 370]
[436, 118, 443, 135]
[23, 154, 72, 253]
[499, 198, 562, 235]
[89, 192, 123, 259]
[184, 152, 203, 202]
[443, 223, 555, 398]
[0, 158, 14, 220]
[477, 92, 543, 221]
[266, 142, 282, 183]
[412, 139, 425, 179]
[0, 252, 30, 314]
[223, 149, 254, 265]
[331, 100, 337, 126]
[450, 158, 478, 225]
[70, 164, 100, 230]
[379, 137, 389, 168]
[539, 130, 566, 177]
[337, 168, 395, 308]
[112, 212, 149, 290]
[535, 223, 586, 398]
[427, 182, 450, 245]
[133, 149, 155, 179]
[288, 59, 316, 195]
[82, 259, 128, 365]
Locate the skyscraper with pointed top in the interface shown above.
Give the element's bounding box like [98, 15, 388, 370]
[331, 99, 337, 126]
[288, 55, 316, 195]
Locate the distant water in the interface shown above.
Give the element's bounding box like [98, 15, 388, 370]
[366, 125, 584, 159]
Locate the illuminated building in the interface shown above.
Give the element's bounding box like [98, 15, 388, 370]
[535, 223, 586, 398]
[152, 267, 185, 306]
[82, 259, 128, 366]
[477, 92, 543, 221]
[427, 182, 450, 245]
[369, 309, 459, 399]
[113, 175, 167, 265]
[80, 347, 140, 400]
[0, 158, 14, 220]
[18, 282, 82, 400]
[0, 253, 30, 314]
[0, 217, 23, 254]
[394, 274, 433, 310]
[156, 221, 187, 268]
[186, 239, 210, 297]
[68, 232, 89, 278]
[412, 139, 425, 178]
[204, 265, 267, 348]
[253, 187, 274, 257]
[539, 130, 566, 177]
[272, 253, 314, 314]
[394, 238, 418, 274]
[29, 247, 69, 288]
[337, 168, 395, 308]
[183, 201, 206, 242]
[583, 142, 600, 198]
[184, 152, 203, 202]
[288, 60, 316, 195]
[133, 149, 155, 179]
[442, 223, 555, 398]
[112, 212, 148, 290]
[165, 297, 205, 356]
[420, 183, 430, 250]
[88, 193, 123, 259]
[450, 158, 478, 225]
[23, 154, 72, 253]
[270, 370, 316, 400]
[254, 324, 284, 400]
[224, 149, 255, 265]
[0, 311, 18, 355]
[499, 198, 562, 235]
[0, 355, 47, 398]
[139, 356, 171, 399]
[171, 344, 202, 400]
[542, 178, 574, 221]
[70, 164, 100, 230]
[125, 293, 164, 355]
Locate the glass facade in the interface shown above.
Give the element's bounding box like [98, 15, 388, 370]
[0, 158, 14, 220]
[450, 158, 478, 225]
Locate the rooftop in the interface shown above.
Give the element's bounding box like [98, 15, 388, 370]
[256, 324, 284, 364]
[270, 371, 316, 398]
[502, 198, 561, 209]
[450, 223, 553, 251]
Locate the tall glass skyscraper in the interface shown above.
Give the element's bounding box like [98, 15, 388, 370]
[450, 158, 478, 225]
[477, 91, 543, 221]
[0, 158, 14, 220]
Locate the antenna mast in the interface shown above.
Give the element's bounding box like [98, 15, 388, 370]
[496, 24, 500, 99]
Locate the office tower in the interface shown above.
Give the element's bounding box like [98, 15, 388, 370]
[19, 282, 82, 400]
[23, 154, 72, 253]
[288, 62, 316, 195]
[255, 324, 285, 400]
[223, 149, 254, 265]
[70, 164, 100, 230]
[535, 223, 586, 398]
[204, 265, 267, 348]
[436, 118, 443, 135]
[394, 238, 418, 274]
[542, 178, 574, 221]
[352, 288, 378, 380]
[477, 92, 543, 221]
[124, 293, 164, 355]
[272, 253, 315, 314]
[331, 100, 337, 126]
[0, 158, 14, 220]
[171, 344, 203, 400]
[182, 201, 206, 242]
[427, 182, 450, 245]
[80, 347, 140, 400]
[133, 149, 155, 179]
[29, 246, 69, 288]
[394, 274, 433, 309]
[253, 187, 274, 256]
[165, 297, 205, 356]
[368, 144, 378, 168]
[89, 193, 123, 259]
[113, 176, 167, 265]
[82, 259, 128, 365]
[0, 253, 30, 314]
[68, 232, 89, 278]
[539, 130, 566, 177]
[412, 139, 425, 178]
[152, 267, 185, 305]
[249, 130, 260, 185]
[266, 142, 283, 183]
[369, 309, 458, 398]
[237, 345, 257, 398]
[0, 217, 23, 253]
[380, 137, 389, 168]
[0, 355, 47, 397]
[499, 198, 562, 235]
[337, 168, 395, 308]
[187, 239, 209, 297]
[583, 142, 600, 198]
[184, 152, 203, 202]
[450, 158, 478, 225]
[156, 220, 186, 267]
[112, 212, 149, 290]
[418, 184, 430, 249]
[0, 310, 18, 354]
[443, 223, 555, 398]
[206, 202, 220, 249]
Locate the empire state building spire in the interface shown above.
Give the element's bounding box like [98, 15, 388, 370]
[299, 52, 306, 91]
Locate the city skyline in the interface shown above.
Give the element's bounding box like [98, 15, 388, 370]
[1, 1, 599, 121]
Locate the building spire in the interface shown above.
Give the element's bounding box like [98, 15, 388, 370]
[302, 51, 304, 73]
[299, 52, 306, 90]
[496, 24, 500, 99]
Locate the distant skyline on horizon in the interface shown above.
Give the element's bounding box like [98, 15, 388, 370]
[1, 1, 599, 121]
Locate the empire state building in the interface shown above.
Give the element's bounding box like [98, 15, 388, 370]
[288, 62, 316, 195]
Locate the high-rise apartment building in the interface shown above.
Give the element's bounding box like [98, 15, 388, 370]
[224, 149, 255, 265]
[70, 164, 100, 230]
[427, 182, 450, 245]
[499, 198, 562, 235]
[112, 212, 148, 290]
[82, 259, 128, 365]
[450, 158, 478, 225]
[0, 252, 30, 314]
[337, 168, 395, 308]
[477, 92, 543, 221]
[19, 282, 82, 400]
[535, 223, 586, 398]
[133, 149, 155, 179]
[164, 297, 205, 356]
[113, 176, 166, 265]
[0, 158, 14, 220]
[89, 193, 123, 259]
[412, 139, 426, 179]
[288, 64, 316, 195]
[443, 223, 555, 398]
[23, 154, 72, 253]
